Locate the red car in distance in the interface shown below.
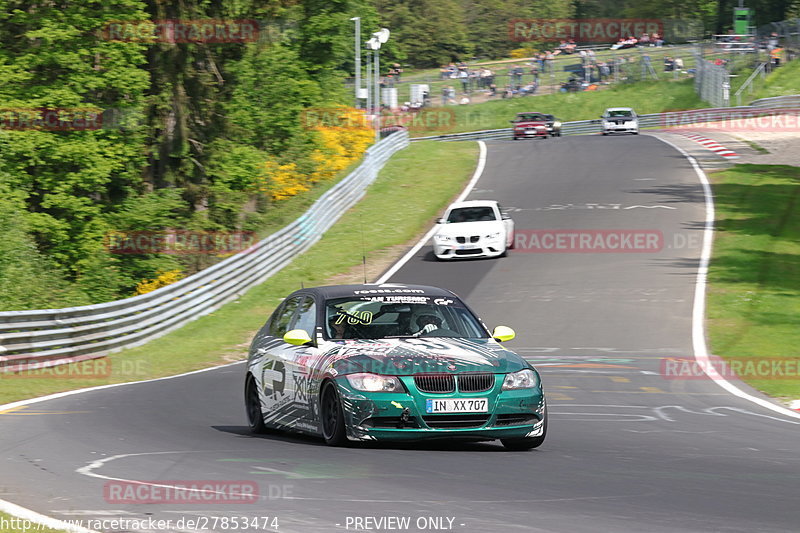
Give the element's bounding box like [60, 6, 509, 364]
[510, 112, 550, 140]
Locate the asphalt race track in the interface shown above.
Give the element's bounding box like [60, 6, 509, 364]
[2, 135, 800, 533]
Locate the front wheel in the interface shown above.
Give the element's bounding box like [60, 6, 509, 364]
[245, 374, 267, 434]
[320, 380, 348, 446]
[501, 411, 547, 451]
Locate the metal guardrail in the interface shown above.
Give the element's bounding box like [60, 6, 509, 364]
[0, 131, 410, 372]
[411, 95, 800, 142]
[750, 94, 800, 108]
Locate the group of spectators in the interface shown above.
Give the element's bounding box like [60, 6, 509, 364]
[611, 32, 664, 49]
[426, 32, 684, 104]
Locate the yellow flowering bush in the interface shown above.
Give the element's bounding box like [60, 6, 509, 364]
[261, 160, 309, 201]
[258, 106, 373, 201]
[134, 269, 184, 296]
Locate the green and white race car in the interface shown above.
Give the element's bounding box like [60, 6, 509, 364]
[245, 283, 547, 450]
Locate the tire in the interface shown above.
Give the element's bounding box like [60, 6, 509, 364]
[601, 132, 608, 136]
[245, 374, 268, 434]
[501, 411, 547, 451]
[320, 380, 348, 446]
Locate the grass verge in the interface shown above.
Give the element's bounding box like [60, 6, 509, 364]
[751, 58, 800, 100]
[0, 141, 478, 405]
[416, 78, 706, 136]
[707, 164, 800, 400]
[0, 512, 64, 533]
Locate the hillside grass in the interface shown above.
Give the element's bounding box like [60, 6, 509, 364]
[751, 58, 800, 100]
[0, 512, 64, 533]
[415, 78, 706, 136]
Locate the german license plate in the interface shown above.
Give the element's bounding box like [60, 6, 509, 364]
[426, 398, 488, 414]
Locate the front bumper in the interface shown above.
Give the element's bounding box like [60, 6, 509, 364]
[603, 122, 638, 133]
[337, 376, 546, 442]
[514, 127, 547, 138]
[433, 239, 505, 260]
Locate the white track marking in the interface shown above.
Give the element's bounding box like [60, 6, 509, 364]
[0, 498, 99, 533]
[650, 134, 800, 420]
[375, 140, 487, 284]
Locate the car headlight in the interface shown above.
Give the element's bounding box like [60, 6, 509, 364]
[346, 373, 404, 393]
[485, 232, 501, 240]
[553, 121, 561, 128]
[502, 369, 538, 390]
[434, 234, 451, 242]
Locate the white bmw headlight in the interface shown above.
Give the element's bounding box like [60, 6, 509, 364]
[502, 369, 538, 390]
[346, 373, 404, 393]
[485, 232, 501, 240]
[553, 121, 561, 128]
[434, 234, 452, 242]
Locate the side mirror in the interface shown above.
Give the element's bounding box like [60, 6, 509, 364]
[492, 325, 516, 342]
[284, 329, 313, 346]
[437, 218, 446, 224]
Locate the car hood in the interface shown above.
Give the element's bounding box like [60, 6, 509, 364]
[435, 220, 503, 236]
[319, 338, 528, 376]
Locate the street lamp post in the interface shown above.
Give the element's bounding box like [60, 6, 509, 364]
[370, 28, 390, 142]
[350, 17, 361, 108]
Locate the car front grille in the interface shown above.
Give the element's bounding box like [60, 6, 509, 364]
[414, 373, 495, 393]
[458, 373, 494, 392]
[414, 374, 455, 393]
[423, 414, 490, 429]
[455, 236, 480, 244]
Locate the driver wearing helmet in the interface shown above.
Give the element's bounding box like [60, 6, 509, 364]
[413, 314, 442, 337]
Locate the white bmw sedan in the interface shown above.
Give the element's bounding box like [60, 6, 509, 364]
[432, 200, 515, 260]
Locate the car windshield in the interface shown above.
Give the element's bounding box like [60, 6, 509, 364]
[607, 110, 633, 117]
[325, 296, 489, 340]
[517, 114, 545, 121]
[446, 206, 497, 223]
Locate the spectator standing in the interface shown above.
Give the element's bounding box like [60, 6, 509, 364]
[530, 63, 540, 83]
[545, 50, 555, 70]
[459, 69, 469, 93]
[392, 63, 403, 82]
